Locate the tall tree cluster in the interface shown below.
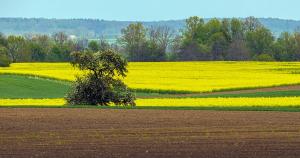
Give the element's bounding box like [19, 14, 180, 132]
[171, 16, 300, 61]
[173, 16, 265, 61]
[118, 23, 174, 61]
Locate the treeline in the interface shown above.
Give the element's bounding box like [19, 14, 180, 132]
[177, 16, 300, 61]
[2, 16, 300, 66]
[119, 16, 300, 61]
[0, 32, 90, 66]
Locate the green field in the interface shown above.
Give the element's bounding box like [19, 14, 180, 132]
[0, 75, 70, 99]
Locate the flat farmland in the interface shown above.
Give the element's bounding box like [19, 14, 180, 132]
[1, 109, 300, 158]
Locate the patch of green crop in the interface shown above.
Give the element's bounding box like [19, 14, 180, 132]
[0, 75, 70, 99]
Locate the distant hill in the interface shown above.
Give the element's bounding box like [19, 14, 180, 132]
[0, 18, 299, 39]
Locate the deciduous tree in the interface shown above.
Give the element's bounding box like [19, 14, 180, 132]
[66, 49, 135, 106]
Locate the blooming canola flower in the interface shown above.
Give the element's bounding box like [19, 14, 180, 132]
[1, 62, 300, 93]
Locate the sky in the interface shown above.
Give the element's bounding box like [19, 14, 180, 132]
[1, 0, 300, 21]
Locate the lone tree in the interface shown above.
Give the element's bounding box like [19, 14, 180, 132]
[66, 49, 136, 106]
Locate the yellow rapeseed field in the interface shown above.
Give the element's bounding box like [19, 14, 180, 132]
[1, 62, 300, 92]
[0, 99, 65, 106]
[1, 97, 300, 107]
[136, 97, 300, 107]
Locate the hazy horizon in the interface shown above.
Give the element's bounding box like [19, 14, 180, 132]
[1, 0, 300, 21]
[0, 17, 300, 22]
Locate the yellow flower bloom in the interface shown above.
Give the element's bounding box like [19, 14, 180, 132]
[1, 97, 300, 107]
[136, 97, 300, 107]
[0, 99, 66, 106]
[1, 62, 300, 92]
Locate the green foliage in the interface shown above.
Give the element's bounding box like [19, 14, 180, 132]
[29, 42, 46, 61]
[176, 16, 277, 61]
[231, 18, 245, 41]
[0, 56, 11, 67]
[0, 46, 11, 67]
[49, 44, 72, 61]
[246, 27, 274, 56]
[244, 16, 263, 32]
[3, 17, 300, 62]
[209, 32, 229, 60]
[0, 32, 86, 63]
[98, 38, 112, 52]
[52, 32, 68, 45]
[254, 53, 275, 61]
[66, 49, 135, 106]
[119, 23, 147, 61]
[272, 32, 300, 61]
[0, 55, 11, 67]
[179, 17, 240, 60]
[0, 33, 7, 47]
[119, 23, 172, 61]
[7, 35, 27, 62]
[88, 40, 100, 52]
[178, 17, 209, 60]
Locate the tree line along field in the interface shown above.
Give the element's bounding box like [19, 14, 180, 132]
[4, 17, 300, 69]
[1, 61, 300, 109]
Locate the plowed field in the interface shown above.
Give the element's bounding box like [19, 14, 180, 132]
[1, 109, 299, 158]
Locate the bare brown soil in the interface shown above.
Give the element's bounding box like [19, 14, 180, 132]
[0, 109, 300, 158]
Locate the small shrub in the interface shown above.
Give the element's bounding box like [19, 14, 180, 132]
[0, 55, 11, 67]
[255, 53, 275, 61]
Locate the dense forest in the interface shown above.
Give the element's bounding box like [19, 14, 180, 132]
[1, 16, 300, 66]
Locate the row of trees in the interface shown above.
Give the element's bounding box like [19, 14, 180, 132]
[0, 32, 116, 67]
[0, 32, 92, 66]
[2, 16, 300, 66]
[119, 16, 300, 61]
[174, 16, 300, 61]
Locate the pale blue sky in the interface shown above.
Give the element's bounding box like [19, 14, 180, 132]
[1, 0, 299, 21]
